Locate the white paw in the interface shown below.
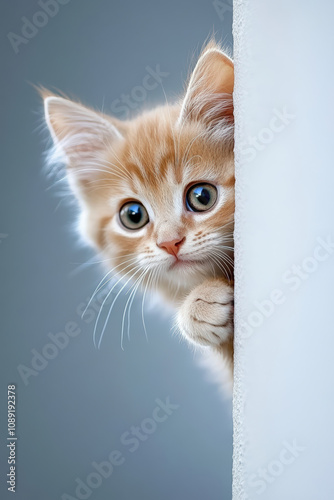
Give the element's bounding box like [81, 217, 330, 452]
[177, 279, 234, 348]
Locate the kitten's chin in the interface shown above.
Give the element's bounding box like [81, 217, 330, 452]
[169, 258, 200, 271]
[166, 255, 233, 289]
[147, 257, 232, 302]
[167, 257, 220, 281]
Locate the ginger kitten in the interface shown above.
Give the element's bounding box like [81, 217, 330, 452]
[42, 41, 235, 384]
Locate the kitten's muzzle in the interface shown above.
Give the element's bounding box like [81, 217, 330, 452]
[157, 237, 186, 257]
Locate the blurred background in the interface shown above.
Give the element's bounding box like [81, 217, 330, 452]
[0, 1, 233, 499]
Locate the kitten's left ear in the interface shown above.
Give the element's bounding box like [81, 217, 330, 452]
[43, 94, 125, 190]
[178, 43, 234, 134]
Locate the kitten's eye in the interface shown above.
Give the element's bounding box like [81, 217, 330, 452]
[119, 202, 149, 230]
[186, 183, 218, 212]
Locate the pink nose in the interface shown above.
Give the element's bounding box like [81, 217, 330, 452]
[157, 237, 185, 257]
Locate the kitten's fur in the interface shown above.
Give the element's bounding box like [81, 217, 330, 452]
[42, 41, 235, 383]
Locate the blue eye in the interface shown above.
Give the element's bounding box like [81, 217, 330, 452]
[186, 183, 218, 212]
[119, 202, 149, 230]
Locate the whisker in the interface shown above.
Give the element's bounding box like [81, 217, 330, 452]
[208, 251, 233, 281]
[97, 264, 143, 350]
[140, 267, 156, 342]
[70, 255, 114, 276]
[81, 255, 138, 320]
[121, 265, 151, 344]
[92, 261, 141, 348]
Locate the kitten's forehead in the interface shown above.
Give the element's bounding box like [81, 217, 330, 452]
[117, 106, 234, 193]
[124, 152, 219, 218]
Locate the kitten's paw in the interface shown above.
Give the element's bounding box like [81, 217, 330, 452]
[177, 279, 234, 348]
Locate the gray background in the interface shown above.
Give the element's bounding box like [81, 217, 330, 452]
[0, 1, 233, 499]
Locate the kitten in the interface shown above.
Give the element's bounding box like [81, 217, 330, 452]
[42, 40, 235, 383]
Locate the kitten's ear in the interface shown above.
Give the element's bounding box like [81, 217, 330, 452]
[43, 95, 124, 187]
[178, 43, 234, 135]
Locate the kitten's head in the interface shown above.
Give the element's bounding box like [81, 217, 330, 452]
[43, 42, 234, 298]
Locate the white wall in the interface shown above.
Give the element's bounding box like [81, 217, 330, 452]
[233, 1, 334, 499]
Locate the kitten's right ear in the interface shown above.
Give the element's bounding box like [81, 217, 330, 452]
[43, 94, 124, 186]
[178, 42, 234, 138]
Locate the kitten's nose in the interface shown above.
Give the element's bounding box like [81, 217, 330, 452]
[157, 237, 185, 257]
